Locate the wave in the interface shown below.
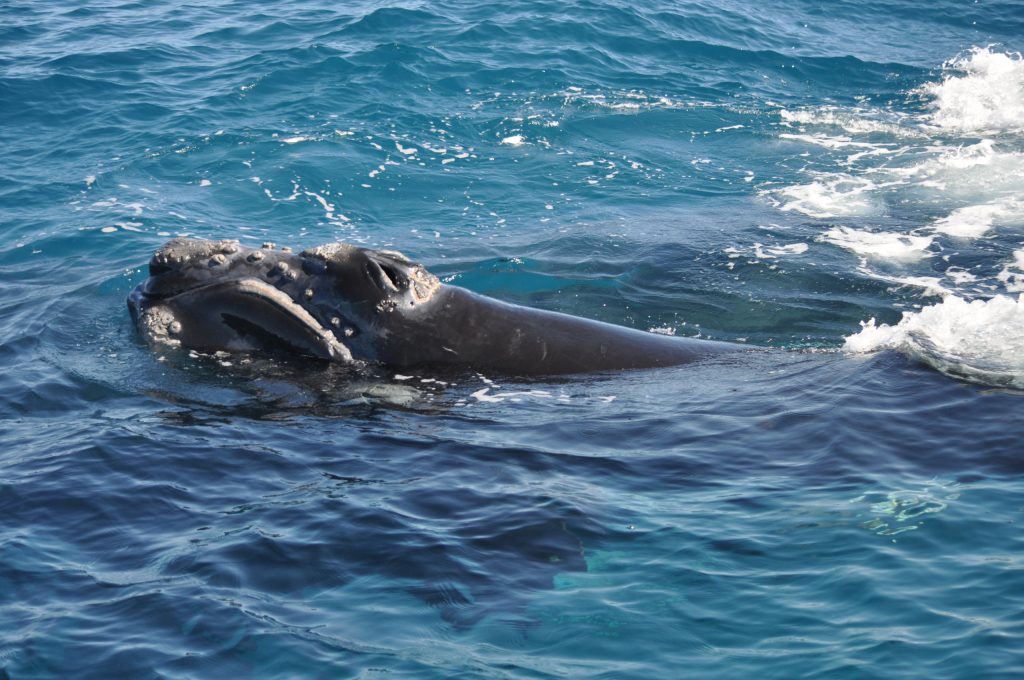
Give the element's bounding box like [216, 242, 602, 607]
[765, 47, 1024, 387]
[922, 47, 1024, 134]
[845, 294, 1024, 388]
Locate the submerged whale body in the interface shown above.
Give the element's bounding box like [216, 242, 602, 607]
[128, 238, 744, 374]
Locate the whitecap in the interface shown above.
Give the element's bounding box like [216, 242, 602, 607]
[923, 47, 1024, 134]
[844, 294, 1024, 387]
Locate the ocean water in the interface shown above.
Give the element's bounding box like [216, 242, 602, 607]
[2, 0, 1024, 677]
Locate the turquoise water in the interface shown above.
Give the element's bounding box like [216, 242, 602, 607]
[3, 1, 1024, 677]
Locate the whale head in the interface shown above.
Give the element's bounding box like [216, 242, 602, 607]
[127, 238, 440, 362]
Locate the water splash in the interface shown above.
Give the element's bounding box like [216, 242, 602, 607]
[844, 294, 1024, 387]
[769, 47, 1024, 387]
[924, 47, 1024, 134]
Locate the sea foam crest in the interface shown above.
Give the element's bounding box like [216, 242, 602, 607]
[924, 47, 1024, 133]
[844, 293, 1024, 387]
[772, 47, 1024, 387]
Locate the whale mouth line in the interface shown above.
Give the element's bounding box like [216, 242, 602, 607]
[132, 277, 354, 363]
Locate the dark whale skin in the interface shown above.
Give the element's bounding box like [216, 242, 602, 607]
[128, 238, 744, 375]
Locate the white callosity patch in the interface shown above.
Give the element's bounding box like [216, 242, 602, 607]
[138, 305, 182, 348]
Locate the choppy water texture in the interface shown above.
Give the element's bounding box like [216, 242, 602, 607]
[3, 1, 1024, 677]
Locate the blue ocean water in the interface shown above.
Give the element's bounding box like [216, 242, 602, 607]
[3, 0, 1024, 677]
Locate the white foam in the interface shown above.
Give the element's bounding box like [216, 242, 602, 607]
[501, 135, 525, 146]
[996, 248, 1024, 292]
[555, 88, 685, 112]
[924, 47, 1024, 133]
[771, 175, 878, 218]
[772, 49, 1024, 388]
[753, 242, 808, 259]
[395, 141, 417, 155]
[855, 269, 949, 297]
[281, 136, 308, 144]
[779, 133, 881, 151]
[420, 142, 447, 154]
[933, 202, 1012, 238]
[892, 139, 1002, 180]
[844, 294, 1024, 387]
[944, 268, 977, 285]
[471, 387, 553, 403]
[779, 107, 914, 137]
[822, 227, 933, 261]
[303, 190, 334, 213]
[888, 143, 1024, 226]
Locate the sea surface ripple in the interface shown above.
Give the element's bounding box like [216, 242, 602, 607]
[1, 1, 1023, 677]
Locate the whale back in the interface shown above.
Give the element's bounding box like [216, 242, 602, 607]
[376, 286, 737, 374]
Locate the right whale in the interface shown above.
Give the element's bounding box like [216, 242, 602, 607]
[128, 238, 748, 375]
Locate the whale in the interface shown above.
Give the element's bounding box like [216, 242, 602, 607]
[128, 238, 744, 374]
